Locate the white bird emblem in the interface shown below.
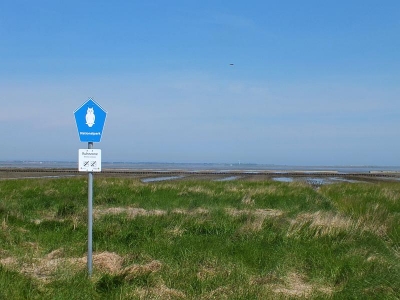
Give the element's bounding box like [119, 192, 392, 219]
[85, 107, 95, 127]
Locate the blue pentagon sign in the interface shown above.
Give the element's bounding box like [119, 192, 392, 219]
[74, 99, 107, 142]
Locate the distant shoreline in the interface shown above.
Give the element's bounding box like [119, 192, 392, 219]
[1, 168, 400, 183]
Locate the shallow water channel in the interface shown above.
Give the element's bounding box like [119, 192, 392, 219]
[141, 176, 185, 183]
[214, 176, 241, 182]
[273, 177, 364, 185]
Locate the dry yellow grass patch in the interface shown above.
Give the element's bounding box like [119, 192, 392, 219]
[122, 260, 162, 281]
[1, 248, 84, 282]
[93, 207, 166, 219]
[0, 248, 9, 259]
[380, 188, 398, 203]
[358, 204, 389, 237]
[91, 251, 124, 273]
[172, 208, 209, 215]
[31, 209, 68, 225]
[0, 256, 17, 267]
[287, 208, 391, 241]
[287, 211, 354, 238]
[201, 286, 234, 299]
[165, 226, 186, 237]
[0, 249, 164, 284]
[241, 194, 254, 206]
[196, 265, 218, 281]
[184, 186, 216, 196]
[252, 272, 334, 298]
[43, 188, 59, 196]
[273, 272, 313, 297]
[98, 178, 139, 187]
[225, 184, 245, 193]
[225, 184, 284, 197]
[250, 186, 281, 196]
[226, 208, 284, 232]
[1, 217, 7, 230]
[94, 206, 213, 220]
[196, 259, 231, 281]
[133, 283, 186, 299]
[366, 254, 388, 264]
[30, 213, 83, 230]
[226, 208, 283, 218]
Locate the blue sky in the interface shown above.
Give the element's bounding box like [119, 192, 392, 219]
[1, 1, 399, 165]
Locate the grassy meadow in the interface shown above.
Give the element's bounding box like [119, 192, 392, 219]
[0, 176, 399, 299]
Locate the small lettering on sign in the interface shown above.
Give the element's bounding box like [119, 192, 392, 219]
[78, 149, 102, 172]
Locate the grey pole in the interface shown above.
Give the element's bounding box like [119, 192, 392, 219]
[88, 142, 93, 276]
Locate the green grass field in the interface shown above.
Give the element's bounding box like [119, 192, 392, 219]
[0, 177, 399, 299]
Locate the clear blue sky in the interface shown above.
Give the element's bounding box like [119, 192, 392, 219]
[1, 1, 399, 165]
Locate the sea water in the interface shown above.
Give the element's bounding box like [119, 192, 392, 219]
[1, 161, 400, 174]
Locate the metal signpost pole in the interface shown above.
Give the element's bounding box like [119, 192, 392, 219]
[74, 98, 107, 277]
[87, 141, 93, 276]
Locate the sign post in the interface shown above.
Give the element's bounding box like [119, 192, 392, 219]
[87, 142, 93, 275]
[74, 98, 107, 276]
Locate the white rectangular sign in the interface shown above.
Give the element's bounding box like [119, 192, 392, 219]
[79, 149, 102, 172]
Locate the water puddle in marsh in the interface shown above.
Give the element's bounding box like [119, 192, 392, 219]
[141, 176, 185, 183]
[306, 178, 327, 185]
[273, 177, 294, 183]
[329, 177, 363, 183]
[0, 175, 79, 180]
[214, 176, 240, 182]
[272, 177, 364, 185]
